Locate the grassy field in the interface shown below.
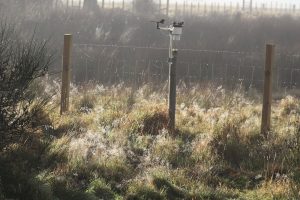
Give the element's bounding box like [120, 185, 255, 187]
[0, 81, 299, 199]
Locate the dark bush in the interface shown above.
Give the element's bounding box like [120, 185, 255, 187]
[0, 22, 52, 147]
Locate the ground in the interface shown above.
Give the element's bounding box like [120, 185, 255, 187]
[0, 81, 299, 200]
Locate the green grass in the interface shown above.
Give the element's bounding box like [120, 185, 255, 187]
[0, 82, 299, 199]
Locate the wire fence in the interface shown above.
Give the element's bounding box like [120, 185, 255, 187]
[61, 0, 300, 17]
[66, 43, 300, 89]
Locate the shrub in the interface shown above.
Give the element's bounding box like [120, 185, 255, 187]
[0, 22, 52, 146]
[128, 109, 169, 136]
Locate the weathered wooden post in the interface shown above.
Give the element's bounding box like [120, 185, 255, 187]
[102, 0, 105, 8]
[132, 0, 134, 13]
[261, 44, 275, 136]
[55, 0, 59, 9]
[79, 0, 82, 9]
[293, 4, 296, 13]
[159, 0, 162, 14]
[166, 0, 170, 16]
[60, 34, 72, 115]
[168, 50, 178, 131]
[122, 0, 125, 10]
[270, 1, 273, 11]
[242, 0, 245, 10]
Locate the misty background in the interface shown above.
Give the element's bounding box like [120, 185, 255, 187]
[0, 0, 299, 88]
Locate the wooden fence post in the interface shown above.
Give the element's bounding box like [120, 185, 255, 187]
[60, 34, 72, 115]
[261, 44, 275, 136]
[132, 0, 134, 13]
[166, 0, 170, 16]
[293, 4, 296, 13]
[159, 0, 162, 14]
[55, 0, 58, 9]
[168, 50, 178, 132]
[79, 0, 82, 9]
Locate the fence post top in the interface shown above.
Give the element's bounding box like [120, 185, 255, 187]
[266, 43, 275, 47]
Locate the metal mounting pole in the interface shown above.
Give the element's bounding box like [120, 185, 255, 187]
[168, 49, 177, 131]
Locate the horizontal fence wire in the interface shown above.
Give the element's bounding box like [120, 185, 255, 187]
[50, 43, 300, 89]
[74, 43, 256, 55]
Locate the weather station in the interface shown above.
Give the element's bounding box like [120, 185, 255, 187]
[152, 19, 184, 131]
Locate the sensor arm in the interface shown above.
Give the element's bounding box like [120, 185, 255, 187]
[158, 26, 172, 31]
